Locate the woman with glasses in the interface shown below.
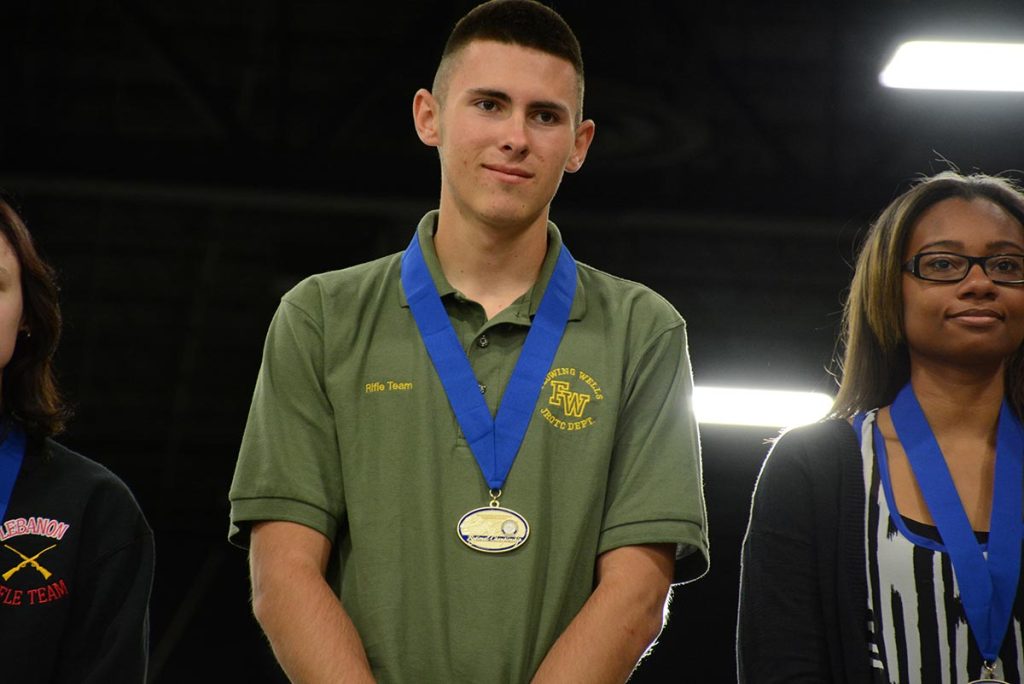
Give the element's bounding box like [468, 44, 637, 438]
[737, 170, 1024, 683]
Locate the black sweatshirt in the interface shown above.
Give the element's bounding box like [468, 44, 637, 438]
[0, 439, 155, 683]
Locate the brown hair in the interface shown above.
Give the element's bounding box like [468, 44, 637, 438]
[831, 170, 1024, 419]
[432, 0, 585, 122]
[0, 196, 71, 447]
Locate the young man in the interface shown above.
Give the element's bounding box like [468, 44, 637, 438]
[228, 1, 708, 681]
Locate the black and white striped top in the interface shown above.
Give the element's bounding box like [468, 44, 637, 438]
[857, 410, 1024, 683]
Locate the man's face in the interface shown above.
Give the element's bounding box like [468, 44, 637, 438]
[415, 40, 595, 232]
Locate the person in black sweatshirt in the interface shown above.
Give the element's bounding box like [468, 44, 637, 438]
[0, 196, 155, 683]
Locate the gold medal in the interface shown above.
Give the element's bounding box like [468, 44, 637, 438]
[456, 489, 529, 553]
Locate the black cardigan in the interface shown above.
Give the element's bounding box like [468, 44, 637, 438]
[737, 418, 873, 683]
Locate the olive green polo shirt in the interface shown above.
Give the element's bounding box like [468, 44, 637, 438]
[229, 210, 708, 683]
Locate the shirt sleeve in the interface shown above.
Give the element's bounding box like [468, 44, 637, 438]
[736, 426, 833, 682]
[597, 321, 709, 585]
[228, 287, 346, 548]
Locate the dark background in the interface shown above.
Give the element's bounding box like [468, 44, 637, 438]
[4, 1, 1024, 681]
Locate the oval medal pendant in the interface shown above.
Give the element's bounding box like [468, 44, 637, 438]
[457, 506, 530, 553]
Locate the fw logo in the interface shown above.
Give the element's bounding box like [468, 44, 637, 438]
[548, 380, 591, 418]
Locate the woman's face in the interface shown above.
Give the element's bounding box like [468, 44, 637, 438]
[902, 197, 1024, 372]
[0, 233, 22, 378]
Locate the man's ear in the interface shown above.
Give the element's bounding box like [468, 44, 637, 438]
[565, 119, 596, 173]
[413, 88, 441, 147]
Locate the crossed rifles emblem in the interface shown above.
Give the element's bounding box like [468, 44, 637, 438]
[2, 544, 56, 581]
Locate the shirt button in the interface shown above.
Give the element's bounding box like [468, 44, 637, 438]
[477, 335, 489, 348]
[479, 383, 487, 394]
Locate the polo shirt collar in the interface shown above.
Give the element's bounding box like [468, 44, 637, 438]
[399, 210, 586, 322]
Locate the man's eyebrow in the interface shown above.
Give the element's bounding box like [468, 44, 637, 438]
[530, 100, 571, 117]
[467, 88, 512, 103]
[465, 89, 571, 117]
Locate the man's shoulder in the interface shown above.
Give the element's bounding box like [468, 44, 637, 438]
[280, 252, 403, 315]
[576, 260, 683, 327]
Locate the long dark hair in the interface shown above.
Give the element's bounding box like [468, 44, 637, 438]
[831, 171, 1024, 419]
[0, 196, 71, 447]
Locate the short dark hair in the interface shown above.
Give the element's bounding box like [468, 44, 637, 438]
[831, 170, 1024, 419]
[432, 0, 585, 120]
[0, 196, 71, 448]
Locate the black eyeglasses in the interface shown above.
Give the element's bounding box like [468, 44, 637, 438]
[903, 251, 1024, 284]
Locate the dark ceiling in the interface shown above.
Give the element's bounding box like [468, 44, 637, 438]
[3, 1, 1024, 681]
[7, 0, 1024, 211]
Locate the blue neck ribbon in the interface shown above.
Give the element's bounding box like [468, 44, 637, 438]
[0, 424, 26, 522]
[400, 231, 577, 490]
[890, 382, 1023, 664]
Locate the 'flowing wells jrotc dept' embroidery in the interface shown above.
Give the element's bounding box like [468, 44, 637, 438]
[539, 367, 603, 432]
[0, 517, 71, 608]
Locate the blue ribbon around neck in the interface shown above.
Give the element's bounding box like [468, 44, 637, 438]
[889, 382, 1023, 664]
[0, 423, 26, 523]
[399, 230, 577, 490]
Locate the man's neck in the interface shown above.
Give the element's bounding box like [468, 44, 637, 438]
[433, 211, 550, 320]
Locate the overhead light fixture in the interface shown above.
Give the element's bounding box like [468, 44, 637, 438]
[880, 40, 1024, 91]
[693, 386, 834, 428]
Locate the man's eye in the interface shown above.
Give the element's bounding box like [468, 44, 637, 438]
[534, 111, 559, 124]
[476, 100, 498, 112]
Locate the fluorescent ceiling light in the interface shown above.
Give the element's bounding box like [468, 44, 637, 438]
[880, 40, 1024, 91]
[693, 386, 834, 428]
